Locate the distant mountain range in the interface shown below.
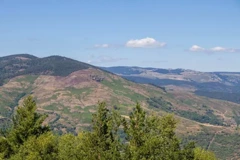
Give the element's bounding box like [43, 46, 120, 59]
[102, 66, 240, 104]
[0, 54, 240, 159]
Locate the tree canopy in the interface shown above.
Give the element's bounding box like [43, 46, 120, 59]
[0, 96, 216, 160]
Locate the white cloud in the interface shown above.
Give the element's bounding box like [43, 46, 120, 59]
[94, 44, 109, 48]
[88, 55, 127, 64]
[126, 37, 166, 48]
[189, 45, 239, 53]
[210, 47, 223, 51]
[210, 47, 239, 53]
[210, 46, 227, 52]
[189, 45, 205, 52]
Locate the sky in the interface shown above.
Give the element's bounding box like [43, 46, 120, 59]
[0, 0, 240, 71]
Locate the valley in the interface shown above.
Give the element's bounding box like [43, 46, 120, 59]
[0, 55, 240, 159]
[102, 66, 240, 104]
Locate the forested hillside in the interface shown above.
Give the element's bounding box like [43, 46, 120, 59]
[0, 54, 91, 85]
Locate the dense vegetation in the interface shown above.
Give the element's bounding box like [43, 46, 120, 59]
[184, 131, 240, 159]
[195, 90, 240, 104]
[233, 110, 240, 127]
[147, 97, 173, 112]
[0, 96, 216, 159]
[177, 110, 224, 126]
[147, 97, 223, 125]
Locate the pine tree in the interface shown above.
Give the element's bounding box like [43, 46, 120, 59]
[0, 96, 50, 158]
[9, 132, 58, 160]
[0, 98, 217, 160]
[83, 102, 122, 160]
[122, 103, 146, 159]
[123, 103, 195, 160]
[58, 133, 86, 160]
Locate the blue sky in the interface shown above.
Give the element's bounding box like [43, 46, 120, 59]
[0, 0, 240, 71]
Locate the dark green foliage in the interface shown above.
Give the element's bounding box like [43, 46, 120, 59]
[122, 103, 196, 160]
[147, 97, 224, 126]
[0, 91, 27, 118]
[147, 97, 173, 112]
[183, 132, 240, 159]
[8, 92, 27, 116]
[0, 96, 216, 159]
[58, 133, 85, 160]
[210, 133, 240, 159]
[182, 132, 214, 150]
[177, 110, 224, 125]
[148, 84, 167, 92]
[233, 110, 240, 127]
[0, 54, 91, 85]
[10, 96, 50, 141]
[9, 132, 58, 160]
[0, 96, 50, 159]
[147, 97, 223, 125]
[80, 102, 122, 159]
[23, 56, 90, 77]
[195, 90, 240, 104]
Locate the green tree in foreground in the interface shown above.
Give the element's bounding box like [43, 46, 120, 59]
[58, 133, 85, 160]
[81, 102, 122, 159]
[0, 96, 217, 160]
[122, 103, 195, 160]
[0, 96, 50, 159]
[194, 147, 216, 160]
[9, 132, 58, 160]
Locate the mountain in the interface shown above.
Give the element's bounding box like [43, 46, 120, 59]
[102, 66, 240, 104]
[0, 54, 92, 85]
[1, 55, 240, 159]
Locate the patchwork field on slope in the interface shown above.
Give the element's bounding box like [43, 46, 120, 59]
[1, 55, 240, 159]
[0, 70, 240, 159]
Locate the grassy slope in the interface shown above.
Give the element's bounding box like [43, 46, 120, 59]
[0, 68, 240, 159]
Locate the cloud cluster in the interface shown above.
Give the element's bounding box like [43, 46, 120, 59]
[189, 45, 205, 52]
[88, 55, 127, 64]
[93, 40, 238, 53]
[94, 44, 109, 48]
[125, 37, 166, 48]
[94, 37, 166, 49]
[189, 45, 239, 53]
